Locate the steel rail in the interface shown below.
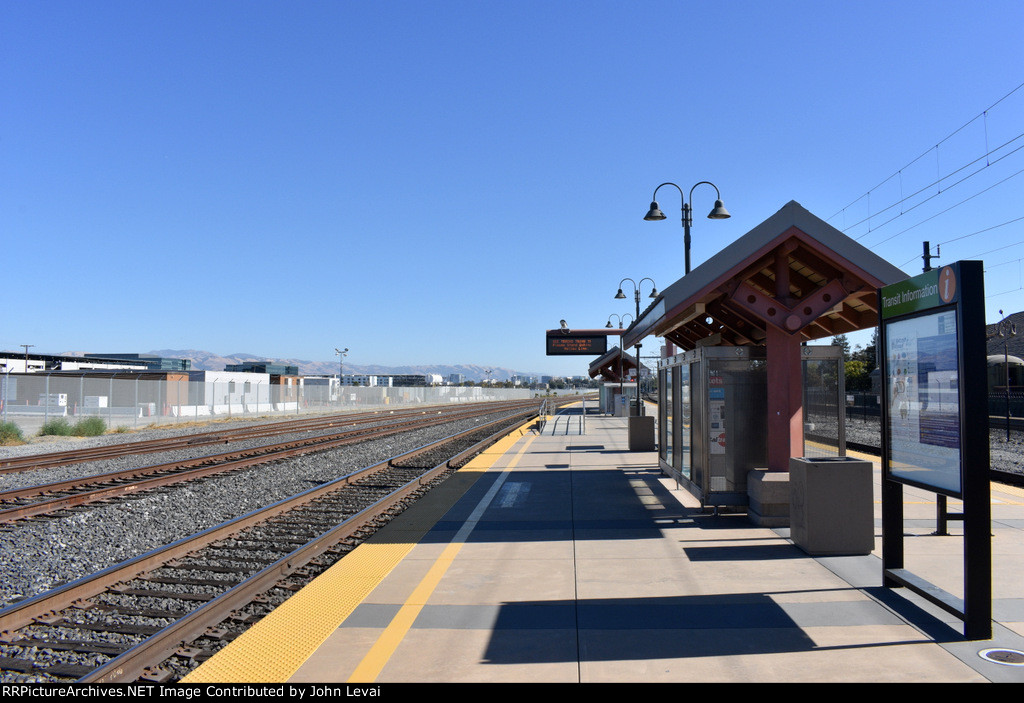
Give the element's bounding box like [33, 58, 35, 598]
[0, 400, 533, 474]
[0, 409, 543, 682]
[0, 400, 545, 523]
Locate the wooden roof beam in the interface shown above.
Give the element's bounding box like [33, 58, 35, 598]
[790, 242, 845, 283]
[848, 289, 880, 314]
[707, 299, 766, 344]
[667, 326, 703, 350]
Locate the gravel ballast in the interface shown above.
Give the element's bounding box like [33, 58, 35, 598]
[2, 408, 1019, 612]
[0, 410, 530, 609]
[842, 416, 1024, 476]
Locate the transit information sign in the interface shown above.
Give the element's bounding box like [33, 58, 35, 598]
[879, 260, 991, 640]
[884, 308, 961, 494]
[545, 333, 608, 356]
[880, 263, 971, 496]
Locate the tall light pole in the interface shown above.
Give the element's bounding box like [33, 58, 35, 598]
[615, 278, 657, 416]
[335, 347, 348, 389]
[992, 311, 1018, 441]
[607, 314, 633, 409]
[20, 344, 34, 373]
[644, 181, 730, 274]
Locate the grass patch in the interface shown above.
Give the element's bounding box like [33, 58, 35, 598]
[39, 418, 73, 436]
[39, 417, 107, 437]
[72, 417, 106, 436]
[0, 421, 25, 445]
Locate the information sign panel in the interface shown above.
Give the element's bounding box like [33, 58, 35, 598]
[883, 308, 962, 494]
[546, 333, 608, 356]
[879, 260, 991, 639]
[880, 264, 965, 496]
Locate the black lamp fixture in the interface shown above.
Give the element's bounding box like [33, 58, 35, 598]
[614, 278, 657, 416]
[615, 278, 658, 302]
[335, 347, 348, 386]
[644, 181, 730, 274]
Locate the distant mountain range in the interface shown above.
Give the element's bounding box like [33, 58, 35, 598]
[146, 350, 540, 382]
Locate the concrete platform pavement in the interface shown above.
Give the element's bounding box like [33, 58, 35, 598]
[194, 406, 1024, 683]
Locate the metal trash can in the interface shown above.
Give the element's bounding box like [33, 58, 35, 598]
[789, 456, 874, 556]
[628, 415, 656, 451]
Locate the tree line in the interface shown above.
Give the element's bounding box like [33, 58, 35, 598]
[831, 330, 877, 392]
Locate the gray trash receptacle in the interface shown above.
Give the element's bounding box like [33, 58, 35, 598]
[628, 416, 656, 451]
[789, 456, 874, 556]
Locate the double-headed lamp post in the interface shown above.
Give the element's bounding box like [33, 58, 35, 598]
[644, 181, 730, 274]
[335, 347, 348, 390]
[994, 310, 1018, 441]
[615, 278, 658, 415]
[607, 314, 633, 408]
[606, 313, 633, 330]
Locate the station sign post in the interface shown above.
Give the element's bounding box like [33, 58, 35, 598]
[879, 260, 991, 640]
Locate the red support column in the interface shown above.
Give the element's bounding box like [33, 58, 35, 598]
[765, 324, 803, 471]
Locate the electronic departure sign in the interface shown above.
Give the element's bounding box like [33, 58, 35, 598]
[879, 260, 990, 640]
[545, 332, 609, 356]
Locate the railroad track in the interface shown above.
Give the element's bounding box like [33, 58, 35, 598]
[0, 401, 533, 475]
[0, 404, 562, 683]
[0, 400, 549, 523]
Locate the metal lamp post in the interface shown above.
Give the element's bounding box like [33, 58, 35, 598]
[606, 313, 633, 330]
[994, 310, 1018, 441]
[607, 314, 633, 412]
[615, 278, 657, 415]
[644, 181, 730, 274]
[335, 347, 348, 395]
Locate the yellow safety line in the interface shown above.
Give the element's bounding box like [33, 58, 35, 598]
[348, 434, 538, 683]
[182, 419, 537, 683]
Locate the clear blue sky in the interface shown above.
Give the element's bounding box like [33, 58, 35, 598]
[3, 1, 1023, 378]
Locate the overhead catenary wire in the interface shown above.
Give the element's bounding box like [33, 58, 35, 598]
[845, 135, 1024, 239]
[828, 81, 1024, 312]
[829, 80, 1024, 225]
[898, 215, 1024, 268]
[865, 161, 1024, 248]
[984, 258, 1024, 301]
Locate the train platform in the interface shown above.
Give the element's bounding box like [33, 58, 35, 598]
[184, 406, 1024, 683]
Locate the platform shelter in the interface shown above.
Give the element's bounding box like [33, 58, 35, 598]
[588, 345, 639, 415]
[621, 201, 908, 506]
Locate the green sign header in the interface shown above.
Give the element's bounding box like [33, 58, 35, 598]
[880, 264, 961, 319]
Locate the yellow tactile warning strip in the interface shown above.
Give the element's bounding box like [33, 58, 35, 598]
[839, 450, 1024, 505]
[348, 434, 538, 682]
[182, 417, 540, 683]
[993, 481, 1024, 503]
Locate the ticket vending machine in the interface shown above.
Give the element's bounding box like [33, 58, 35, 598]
[658, 345, 844, 509]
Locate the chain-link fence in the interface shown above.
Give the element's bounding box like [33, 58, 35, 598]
[0, 372, 563, 438]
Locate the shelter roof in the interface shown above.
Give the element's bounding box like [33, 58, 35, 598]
[587, 346, 636, 381]
[622, 201, 909, 350]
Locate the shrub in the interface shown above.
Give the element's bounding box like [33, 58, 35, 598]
[72, 417, 106, 436]
[0, 421, 25, 445]
[39, 418, 73, 436]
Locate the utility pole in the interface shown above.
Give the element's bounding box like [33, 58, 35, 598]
[922, 241, 939, 272]
[20, 344, 34, 372]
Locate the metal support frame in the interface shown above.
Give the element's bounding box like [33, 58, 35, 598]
[880, 261, 991, 640]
